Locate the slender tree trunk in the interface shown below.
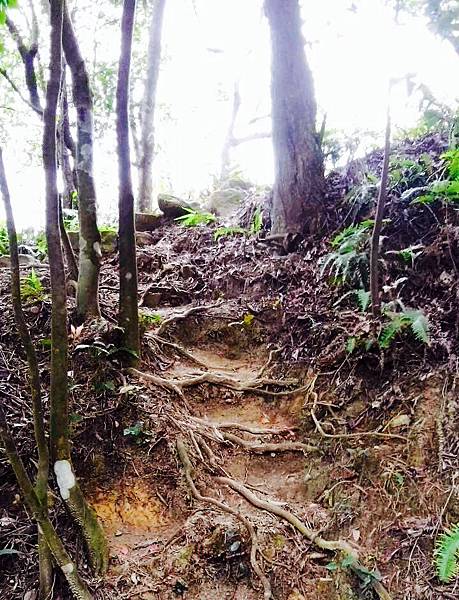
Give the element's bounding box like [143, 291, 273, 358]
[370, 109, 391, 317]
[221, 81, 241, 179]
[62, 5, 101, 321]
[43, 0, 108, 575]
[265, 0, 325, 235]
[0, 407, 92, 600]
[0, 148, 53, 600]
[137, 0, 166, 212]
[117, 0, 140, 361]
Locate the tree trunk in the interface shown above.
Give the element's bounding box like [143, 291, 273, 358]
[0, 407, 92, 600]
[117, 0, 140, 361]
[370, 109, 391, 317]
[62, 5, 101, 321]
[43, 0, 108, 575]
[137, 0, 166, 212]
[264, 0, 325, 235]
[0, 147, 53, 600]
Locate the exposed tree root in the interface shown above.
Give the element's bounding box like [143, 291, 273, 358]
[216, 477, 393, 600]
[129, 367, 309, 398]
[219, 431, 318, 454]
[176, 438, 272, 600]
[156, 301, 222, 336]
[190, 416, 298, 436]
[146, 333, 210, 368]
[311, 407, 408, 442]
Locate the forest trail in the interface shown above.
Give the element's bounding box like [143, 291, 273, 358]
[78, 296, 435, 600]
[89, 307, 320, 599]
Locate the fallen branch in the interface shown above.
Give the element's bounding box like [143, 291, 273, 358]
[216, 477, 393, 600]
[176, 438, 272, 599]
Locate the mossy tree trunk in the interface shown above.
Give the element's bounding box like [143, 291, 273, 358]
[264, 0, 325, 235]
[62, 6, 101, 321]
[43, 0, 108, 575]
[0, 148, 53, 599]
[117, 0, 140, 361]
[137, 0, 166, 212]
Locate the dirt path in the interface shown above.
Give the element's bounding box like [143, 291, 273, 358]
[82, 303, 444, 600]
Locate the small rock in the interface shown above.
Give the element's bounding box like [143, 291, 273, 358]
[157, 194, 194, 219]
[136, 231, 154, 246]
[135, 212, 162, 231]
[142, 292, 162, 308]
[0, 254, 42, 268]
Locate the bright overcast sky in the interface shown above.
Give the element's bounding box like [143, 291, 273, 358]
[1, 0, 458, 228]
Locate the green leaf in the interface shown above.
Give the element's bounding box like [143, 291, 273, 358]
[355, 289, 370, 312]
[346, 337, 356, 354]
[124, 422, 144, 437]
[434, 524, 459, 582]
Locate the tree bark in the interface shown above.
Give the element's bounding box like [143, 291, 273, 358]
[0, 407, 92, 600]
[43, 0, 108, 575]
[117, 0, 140, 361]
[0, 147, 53, 600]
[137, 0, 166, 212]
[265, 0, 325, 235]
[370, 109, 391, 317]
[62, 5, 101, 321]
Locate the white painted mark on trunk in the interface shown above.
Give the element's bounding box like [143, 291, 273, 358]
[61, 562, 74, 575]
[54, 460, 76, 500]
[93, 241, 102, 257]
[125, 272, 132, 280]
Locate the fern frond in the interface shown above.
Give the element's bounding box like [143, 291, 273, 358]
[405, 310, 430, 344]
[434, 524, 459, 582]
[355, 289, 370, 312]
[379, 318, 403, 349]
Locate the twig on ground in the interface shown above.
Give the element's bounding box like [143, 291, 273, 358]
[190, 416, 298, 435]
[220, 431, 318, 454]
[146, 333, 210, 368]
[176, 438, 272, 600]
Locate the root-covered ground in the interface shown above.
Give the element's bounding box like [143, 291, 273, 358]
[1, 132, 459, 599]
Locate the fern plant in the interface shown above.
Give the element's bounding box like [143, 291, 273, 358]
[214, 226, 246, 241]
[434, 524, 459, 583]
[0, 222, 8, 255]
[20, 268, 44, 302]
[379, 309, 429, 349]
[321, 220, 374, 286]
[250, 208, 263, 234]
[175, 207, 216, 227]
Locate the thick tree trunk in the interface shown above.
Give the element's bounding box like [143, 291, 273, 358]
[137, 0, 166, 212]
[43, 0, 108, 575]
[117, 0, 140, 361]
[62, 6, 101, 321]
[265, 0, 325, 235]
[0, 147, 53, 600]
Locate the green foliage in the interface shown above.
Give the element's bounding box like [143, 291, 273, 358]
[74, 340, 139, 361]
[0, 0, 16, 26]
[321, 220, 375, 286]
[123, 421, 144, 438]
[175, 207, 216, 227]
[99, 224, 117, 234]
[20, 269, 44, 302]
[138, 311, 162, 328]
[386, 244, 424, 266]
[379, 309, 429, 349]
[413, 148, 459, 205]
[355, 289, 371, 312]
[389, 156, 428, 193]
[434, 524, 459, 583]
[214, 226, 246, 241]
[250, 208, 263, 234]
[0, 222, 8, 255]
[34, 232, 47, 260]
